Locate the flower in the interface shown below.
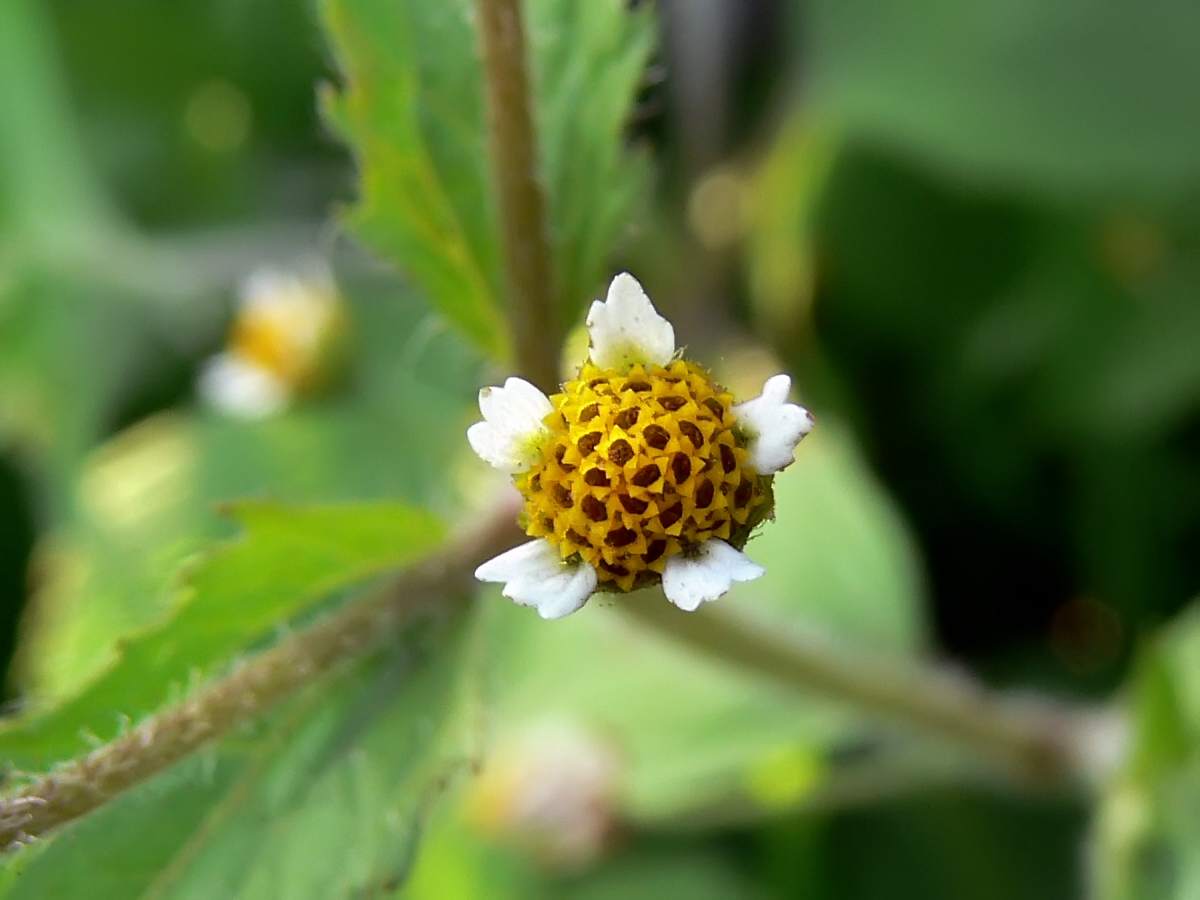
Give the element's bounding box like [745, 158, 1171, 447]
[465, 719, 621, 870]
[198, 262, 344, 419]
[470, 272, 814, 618]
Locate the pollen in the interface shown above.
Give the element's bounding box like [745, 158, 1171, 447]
[516, 360, 767, 592]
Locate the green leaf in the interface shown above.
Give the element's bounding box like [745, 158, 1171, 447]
[318, 0, 653, 358]
[2, 605, 484, 900]
[14, 283, 479, 700]
[405, 805, 768, 900]
[0, 270, 163, 508]
[745, 114, 840, 334]
[554, 850, 765, 900]
[806, 0, 1200, 193]
[485, 419, 927, 822]
[0, 501, 445, 771]
[319, 0, 508, 361]
[735, 419, 927, 653]
[1090, 604, 1200, 900]
[528, 0, 654, 322]
[0, 0, 111, 241]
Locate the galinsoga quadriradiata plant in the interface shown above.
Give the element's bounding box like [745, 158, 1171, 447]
[469, 272, 814, 618]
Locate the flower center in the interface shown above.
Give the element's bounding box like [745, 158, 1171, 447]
[516, 360, 767, 592]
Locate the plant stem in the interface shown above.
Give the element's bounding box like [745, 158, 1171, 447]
[477, 0, 561, 393]
[0, 485, 1122, 846]
[618, 594, 1125, 788]
[0, 498, 523, 848]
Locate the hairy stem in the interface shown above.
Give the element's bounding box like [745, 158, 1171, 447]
[619, 594, 1124, 788]
[0, 499, 523, 847]
[0, 487, 1122, 846]
[477, 0, 561, 392]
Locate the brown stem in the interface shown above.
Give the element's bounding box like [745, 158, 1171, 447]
[0, 496, 524, 847]
[477, 0, 561, 392]
[619, 594, 1124, 789]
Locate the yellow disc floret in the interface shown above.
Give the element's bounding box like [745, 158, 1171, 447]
[516, 360, 768, 592]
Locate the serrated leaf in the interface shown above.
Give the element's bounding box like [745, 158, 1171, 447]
[319, 0, 508, 361]
[0, 501, 445, 771]
[1, 604, 484, 900]
[318, 0, 653, 358]
[14, 285, 480, 704]
[528, 0, 654, 322]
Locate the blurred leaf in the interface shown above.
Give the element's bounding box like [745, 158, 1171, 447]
[487, 420, 926, 822]
[2, 604, 484, 900]
[803, 790, 1084, 900]
[554, 850, 766, 900]
[46, 0, 338, 228]
[318, 0, 652, 359]
[0, 0, 111, 241]
[805, 0, 1200, 193]
[0, 500, 444, 771]
[813, 150, 1200, 644]
[406, 809, 767, 900]
[1091, 604, 1200, 900]
[736, 421, 927, 653]
[404, 811, 540, 900]
[13, 282, 479, 700]
[745, 115, 839, 335]
[1129, 646, 1191, 780]
[0, 271, 163, 504]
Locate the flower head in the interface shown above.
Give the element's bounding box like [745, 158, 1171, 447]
[198, 262, 345, 419]
[470, 273, 813, 617]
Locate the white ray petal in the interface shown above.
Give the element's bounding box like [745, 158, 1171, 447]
[467, 377, 554, 473]
[585, 272, 675, 370]
[476, 539, 597, 619]
[732, 374, 815, 474]
[197, 352, 290, 419]
[661, 539, 765, 612]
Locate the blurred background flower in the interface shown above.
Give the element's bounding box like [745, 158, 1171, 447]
[464, 719, 622, 870]
[197, 261, 345, 418]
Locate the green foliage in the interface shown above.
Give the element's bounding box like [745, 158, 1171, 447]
[1091, 605, 1200, 900]
[553, 850, 767, 900]
[527, 0, 654, 323]
[483, 421, 925, 823]
[13, 282, 480, 700]
[0, 271, 167, 506]
[319, 0, 508, 360]
[736, 421, 926, 652]
[777, 792, 1085, 900]
[11, 0, 1200, 895]
[0, 501, 444, 771]
[0, 0, 110, 238]
[813, 147, 1200, 639]
[319, 0, 652, 361]
[1, 605, 485, 900]
[806, 0, 1200, 193]
[745, 115, 840, 335]
[406, 809, 771, 900]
